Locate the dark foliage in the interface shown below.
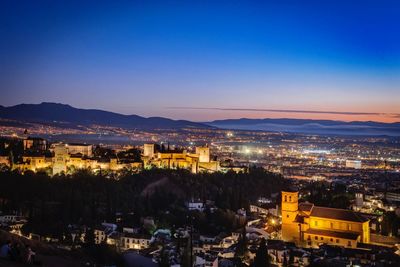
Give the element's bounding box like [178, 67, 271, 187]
[0, 168, 285, 238]
[252, 238, 270, 267]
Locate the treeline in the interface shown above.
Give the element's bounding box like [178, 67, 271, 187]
[0, 168, 286, 238]
[301, 181, 353, 209]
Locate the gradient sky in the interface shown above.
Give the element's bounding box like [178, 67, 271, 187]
[1, 0, 399, 122]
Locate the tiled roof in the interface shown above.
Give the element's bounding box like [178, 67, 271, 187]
[123, 233, 151, 239]
[310, 206, 368, 223]
[299, 202, 314, 212]
[304, 228, 360, 240]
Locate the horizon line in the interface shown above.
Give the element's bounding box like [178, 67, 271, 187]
[1, 102, 399, 124]
[167, 106, 400, 120]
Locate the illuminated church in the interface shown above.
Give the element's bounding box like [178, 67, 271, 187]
[281, 191, 370, 248]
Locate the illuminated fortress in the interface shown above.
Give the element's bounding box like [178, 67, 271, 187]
[142, 143, 220, 174]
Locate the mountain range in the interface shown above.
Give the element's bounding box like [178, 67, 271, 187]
[0, 103, 399, 136]
[206, 118, 400, 136]
[0, 103, 210, 130]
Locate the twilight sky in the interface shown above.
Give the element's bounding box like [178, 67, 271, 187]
[1, 0, 399, 122]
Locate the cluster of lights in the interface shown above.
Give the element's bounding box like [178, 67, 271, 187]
[243, 148, 263, 155]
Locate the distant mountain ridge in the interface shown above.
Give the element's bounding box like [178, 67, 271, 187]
[0, 103, 399, 136]
[206, 118, 400, 136]
[0, 102, 211, 129]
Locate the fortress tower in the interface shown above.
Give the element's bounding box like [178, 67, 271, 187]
[195, 146, 210, 163]
[143, 144, 155, 158]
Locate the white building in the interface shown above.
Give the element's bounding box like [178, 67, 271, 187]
[0, 215, 26, 224]
[120, 233, 151, 250]
[355, 192, 364, 207]
[346, 160, 362, 169]
[94, 223, 117, 244]
[187, 201, 205, 212]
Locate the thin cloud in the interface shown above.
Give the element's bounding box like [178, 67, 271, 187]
[166, 107, 399, 117]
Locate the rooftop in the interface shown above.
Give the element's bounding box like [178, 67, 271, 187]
[299, 202, 314, 212]
[310, 206, 368, 223]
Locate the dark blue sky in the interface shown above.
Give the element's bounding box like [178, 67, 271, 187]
[1, 0, 399, 122]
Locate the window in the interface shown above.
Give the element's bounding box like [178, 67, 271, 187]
[320, 237, 323, 240]
[336, 239, 339, 243]
[289, 196, 292, 202]
[314, 221, 318, 226]
[284, 196, 287, 202]
[315, 236, 318, 240]
[330, 222, 333, 229]
[347, 241, 352, 247]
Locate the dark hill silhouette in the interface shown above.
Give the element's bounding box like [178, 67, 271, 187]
[1, 103, 399, 135]
[0, 103, 210, 130]
[206, 118, 400, 136]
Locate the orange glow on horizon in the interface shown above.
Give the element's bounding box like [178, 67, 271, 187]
[162, 110, 400, 123]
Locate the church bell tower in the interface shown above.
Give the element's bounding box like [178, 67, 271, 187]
[281, 191, 299, 242]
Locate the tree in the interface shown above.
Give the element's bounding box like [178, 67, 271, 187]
[235, 227, 248, 258]
[181, 237, 192, 267]
[85, 226, 95, 246]
[253, 238, 270, 267]
[331, 194, 351, 209]
[289, 249, 294, 265]
[282, 251, 288, 267]
[159, 246, 170, 267]
[381, 211, 400, 236]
